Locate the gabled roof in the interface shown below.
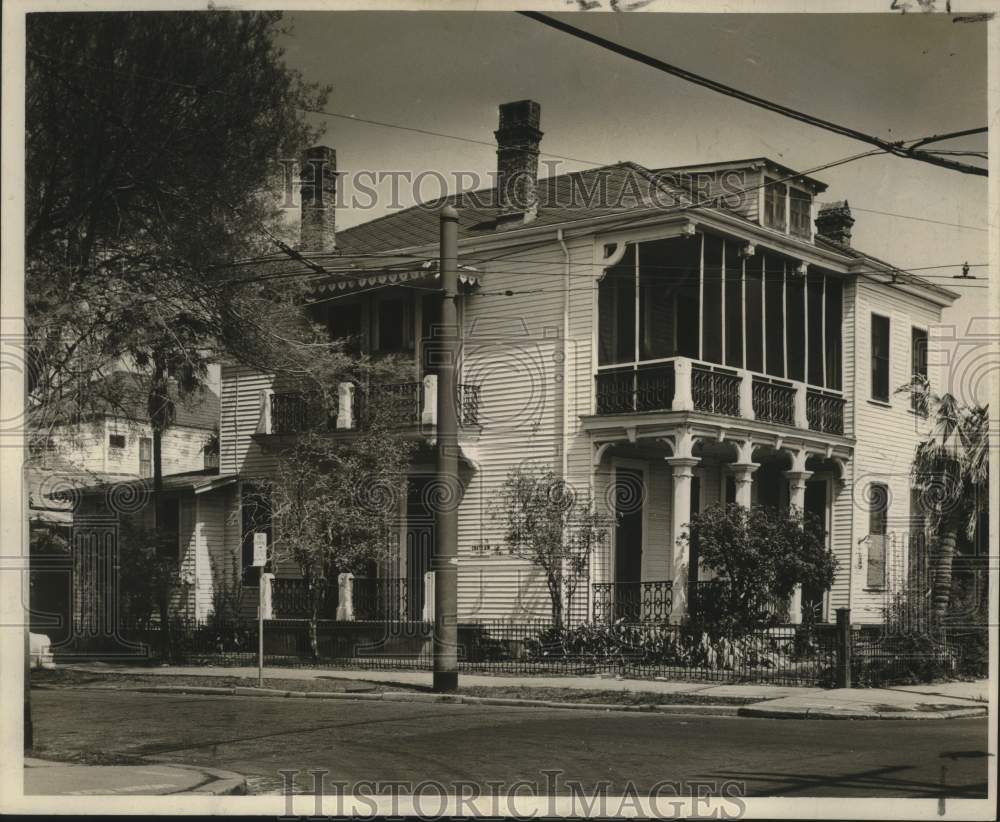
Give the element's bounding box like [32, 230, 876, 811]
[329, 162, 692, 257]
[657, 157, 829, 194]
[69, 371, 220, 430]
[50, 467, 238, 501]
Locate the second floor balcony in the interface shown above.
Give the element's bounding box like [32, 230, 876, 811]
[260, 376, 481, 436]
[594, 358, 846, 435]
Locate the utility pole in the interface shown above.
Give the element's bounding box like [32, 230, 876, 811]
[433, 205, 460, 692]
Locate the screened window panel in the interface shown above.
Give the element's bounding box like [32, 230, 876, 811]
[724, 240, 743, 367]
[702, 235, 723, 364]
[764, 256, 785, 377]
[639, 238, 686, 360]
[598, 245, 636, 365]
[807, 272, 825, 386]
[786, 272, 805, 382]
[824, 277, 843, 390]
[745, 255, 764, 373]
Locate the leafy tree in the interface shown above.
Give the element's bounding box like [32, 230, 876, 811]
[897, 376, 989, 623]
[25, 10, 331, 492]
[263, 358, 418, 660]
[489, 467, 612, 629]
[683, 503, 836, 634]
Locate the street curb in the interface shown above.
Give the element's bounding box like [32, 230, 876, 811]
[737, 705, 987, 721]
[24, 757, 247, 795]
[123, 684, 741, 715]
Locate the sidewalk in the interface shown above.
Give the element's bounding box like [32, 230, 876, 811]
[23, 757, 246, 796]
[63, 663, 989, 719]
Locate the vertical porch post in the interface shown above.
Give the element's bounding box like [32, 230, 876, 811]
[666, 455, 700, 622]
[729, 439, 758, 507]
[785, 449, 812, 625]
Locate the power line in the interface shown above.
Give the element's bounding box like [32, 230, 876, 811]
[519, 12, 988, 178]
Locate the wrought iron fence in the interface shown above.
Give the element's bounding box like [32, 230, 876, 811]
[270, 577, 338, 620]
[751, 377, 795, 425]
[592, 581, 672, 623]
[806, 388, 846, 435]
[691, 365, 740, 416]
[353, 577, 407, 621]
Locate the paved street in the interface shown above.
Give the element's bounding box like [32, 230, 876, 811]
[31, 688, 989, 798]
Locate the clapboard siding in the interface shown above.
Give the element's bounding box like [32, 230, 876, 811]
[848, 279, 942, 621]
[219, 365, 276, 477]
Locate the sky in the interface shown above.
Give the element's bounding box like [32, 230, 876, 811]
[277, 11, 991, 403]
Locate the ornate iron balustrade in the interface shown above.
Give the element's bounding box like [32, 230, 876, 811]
[458, 383, 480, 426]
[595, 368, 636, 415]
[270, 393, 309, 434]
[363, 382, 424, 426]
[270, 577, 338, 619]
[806, 389, 846, 435]
[592, 580, 673, 623]
[751, 377, 796, 425]
[353, 577, 408, 622]
[595, 363, 675, 415]
[691, 365, 740, 416]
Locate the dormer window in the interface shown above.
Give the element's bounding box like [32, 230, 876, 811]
[789, 188, 812, 238]
[764, 177, 813, 239]
[763, 178, 786, 231]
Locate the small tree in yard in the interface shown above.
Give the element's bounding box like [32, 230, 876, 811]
[683, 503, 837, 634]
[489, 467, 612, 630]
[264, 362, 416, 660]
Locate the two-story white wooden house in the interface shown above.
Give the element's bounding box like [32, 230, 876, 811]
[202, 100, 957, 627]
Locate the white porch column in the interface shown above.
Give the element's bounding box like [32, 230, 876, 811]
[793, 381, 809, 429]
[784, 460, 813, 625]
[421, 374, 438, 427]
[666, 455, 700, 621]
[422, 570, 435, 622]
[260, 572, 275, 620]
[256, 388, 274, 434]
[336, 382, 355, 430]
[672, 357, 694, 411]
[738, 370, 755, 420]
[729, 463, 759, 507]
[335, 572, 355, 621]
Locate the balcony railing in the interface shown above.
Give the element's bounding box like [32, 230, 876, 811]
[593, 356, 847, 437]
[691, 364, 740, 416]
[806, 388, 846, 435]
[592, 580, 673, 623]
[262, 377, 480, 435]
[595, 363, 675, 415]
[271, 392, 310, 434]
[752, 377, 796, 426]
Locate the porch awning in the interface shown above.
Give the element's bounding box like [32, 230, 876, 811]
[308, 259, 481, 297]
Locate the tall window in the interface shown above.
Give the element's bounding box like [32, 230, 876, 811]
[139, 437, 152, 479]
[598, 245, 636, 365]
[789, 188, 811, 238]
[156, 497, 181, 560]
[327, 301, 364, 354]
[824, 279, 843, 390]
[871, 314, 891, 402]
[867, 483, 889, 588]
[911, 326, 929, 415]
[763, 179, 787, 230]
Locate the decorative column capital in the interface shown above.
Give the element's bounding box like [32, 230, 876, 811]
[728, 461, 760, 479]
[666, 455, 700, 477]
[783, 469, 813, 486]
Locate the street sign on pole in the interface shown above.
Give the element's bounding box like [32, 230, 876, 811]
[253, 532, 267, 686]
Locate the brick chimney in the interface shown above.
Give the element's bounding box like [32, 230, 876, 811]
[495, 100, 543, 230]
[300, 145, 337, 252]
[815, 200, 855, 246]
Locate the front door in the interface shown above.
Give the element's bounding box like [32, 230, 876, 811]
[614, 468, 643, 620]
[802, 479, 829, 622]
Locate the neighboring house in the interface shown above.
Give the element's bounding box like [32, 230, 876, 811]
[32, 372, 221, 636]
[77, 100, 958, 627]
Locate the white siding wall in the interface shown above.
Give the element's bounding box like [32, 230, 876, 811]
[219, 365, 276, 477]
[848, 279, 943, 621]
